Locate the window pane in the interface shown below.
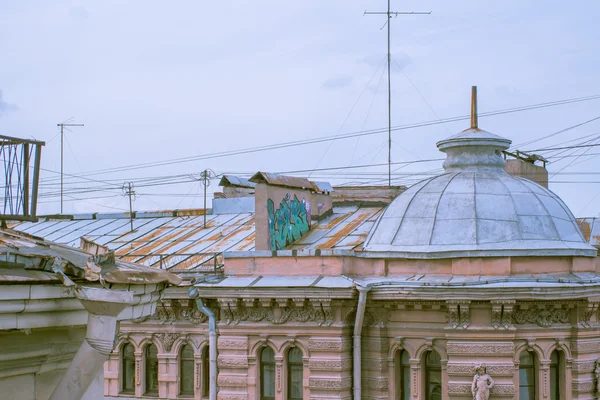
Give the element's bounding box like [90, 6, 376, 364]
[145, 344, 159, 394]
[520, 351, 534, 366]
[287, 347, 303, 400]
[181, 359, 194, 395]
[519, 386, 531, 400]
[202, 347, 209, 397]
[550, 365, 558, 400]
[427, 351, 441, 366]
[288, 347, 302, 363]
[426, 351, 441, 400]
[402, 365, 411, 400]
[181, 344, 194, 360]
[261, 347, 275, 400]
[122, 344, 135, 393]
[519, 367, 534, 386]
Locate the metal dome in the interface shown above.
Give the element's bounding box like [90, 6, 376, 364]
[363, 88, 597, 259]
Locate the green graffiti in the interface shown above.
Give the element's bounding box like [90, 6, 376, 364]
[267, 193, 310, 251]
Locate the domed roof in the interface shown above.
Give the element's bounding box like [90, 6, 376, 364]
[363, 88, 597, 259]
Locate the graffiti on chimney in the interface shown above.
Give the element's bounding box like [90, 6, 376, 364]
[267, 193, 311, 251]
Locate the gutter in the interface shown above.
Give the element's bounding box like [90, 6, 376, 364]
[189, 287, 217, 400]
[353, 285, 370, 400]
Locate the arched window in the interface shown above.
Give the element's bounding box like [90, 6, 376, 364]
[395, 350, 410, 400]
[180, 344, 194, 396]
[425, 351, 441, 400]
[287, 347, 303, 400]
[202, 346, 210, 398]
[145, 344, 159, 396]
[260, 347, 275, 400]
[121, 343, 135, 394]
[549, 350, 560, 400]
[519, 351, 536, 400]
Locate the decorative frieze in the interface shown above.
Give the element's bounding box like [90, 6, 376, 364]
[570, 341, 600, 354]
[219, 298, 333, 326]
[218, 338, 248, 350]
[447, 364, 515, 376]
[217, 375, 248, 387]
[572, 380, 595, 393]
[579, 302, 599, 327]
[448, 383, 514, 396]
[344, 308, 385, 327]
[131, 299, 217, 325]
[308, 339, 351, 352]
[446, 301, 470, 329]
[362, 377, 389, 390]
[512, 304, 570, 327]
[446, 343, 514, 355]
[572, 360, 596, 373]
[308, 358, 353, 371]
[363, 358, 387, 370]
[362, 338, 388, 353]
[490, 300, 514, 329]
[218, 356, 249, 369]
[308, 377, 352, 390]
[219, 396, 248, 400]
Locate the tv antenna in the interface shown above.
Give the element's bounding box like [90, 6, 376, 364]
[364, 2, 430, 187]
[56, 120, 84, 213]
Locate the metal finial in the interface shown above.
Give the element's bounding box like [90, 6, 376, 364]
[470, 86, 478, 129]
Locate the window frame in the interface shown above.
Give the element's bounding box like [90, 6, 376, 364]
[179, 344, 195, 397]
[424, 350, 442, 400]
[395, 349, 411, 400]
[120, 342, 136, 394]
[202, 346, 210, 398]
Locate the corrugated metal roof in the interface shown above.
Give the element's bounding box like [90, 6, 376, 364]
[218, 175, 256, 189]
[12, 206, 383, 271]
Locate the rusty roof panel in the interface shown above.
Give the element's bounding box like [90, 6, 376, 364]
[219, 175, 256, 189]
[249, 172, 314, 190]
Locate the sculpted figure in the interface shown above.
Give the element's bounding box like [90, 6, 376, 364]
[471, 364, 494, 400]
[595, 358, 600, 395]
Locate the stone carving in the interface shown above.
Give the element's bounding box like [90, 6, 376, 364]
[572, 380, 595, 393]
[218, 357, 249, 369]
[308, 339, 351, 351]
[446, 301, 470, 329]
[580, 303, 599, 327]
[572, 360, 596, 373]
[344, 308, 385, 327]
[153, 332, 179, 352]
[595, 359, 600, 395]
[220, 298, 333, 326]
[180, 306, 209, 324]
[217, 376, 247, 387]
[131, 300, 218, 325]
[308, 358, 353, 371]
[491, 305, 502, 330]
[308, 377, 352, 390]
[219, 396, 247, 400]
[448, 384, 513, 396]
[472, 364, 494, 400]
[218, 339, 248, 349]
[363, 377, 389, 390]
[571, 341, 600, 354]
[447, 343, 513, 355]
[447, 364, 514, 376]
[512, 305, 569, 327]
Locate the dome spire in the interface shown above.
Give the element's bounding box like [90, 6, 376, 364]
[470, 86, 478, 129]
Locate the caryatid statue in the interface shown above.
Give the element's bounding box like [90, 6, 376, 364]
[471, 364, 494, 400]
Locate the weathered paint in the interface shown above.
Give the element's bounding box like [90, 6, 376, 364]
[267, 194, 310, 251]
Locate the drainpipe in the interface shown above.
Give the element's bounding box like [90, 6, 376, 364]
[189, 287, 217, 400]
[49, 284, 132, 400]
[353, 285, 370, 400]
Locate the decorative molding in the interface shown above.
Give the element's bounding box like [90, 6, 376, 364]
[218, 357, 249, 369]
[343, 308, 385, 328]
[572, 360, 596, 373]
[362, 377, 389, 390]
[447, 364, 515, 375]
[308, 377, 352, 390]
[446, 301, 470, 329]
[219, 396, 248, 400]
[217, 375, 248, 387]
[570, 341, 600, 354]
[308, 358, 353, 371]
[362, 338, 388, 353]
[131, 299, 218, 325]
[446, 343, 514, 355]
[219, 298, 333, 326]
[218, 339, 248, 350]
[363, 358, 387, 370]
[512, 303, 570, 327]
[308, 339, 351, 352]
[153, 332, 179, 352]
[572, 380, 595, 393]
[448, 383, 514, 396]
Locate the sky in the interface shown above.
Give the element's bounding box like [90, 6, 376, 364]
[1, 0, 600, 217]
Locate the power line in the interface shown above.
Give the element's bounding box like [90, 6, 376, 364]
[56, 121, 84, 213]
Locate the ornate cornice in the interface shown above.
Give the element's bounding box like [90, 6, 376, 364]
[446, 343, 514, 355]
[218, 298, 333, 326]
[308, 377, 352, 390]
[308, 339, 352, 352]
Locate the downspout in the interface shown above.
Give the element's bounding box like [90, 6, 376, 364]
[353, 285, 370, 400]
[189, 287, 217, 400]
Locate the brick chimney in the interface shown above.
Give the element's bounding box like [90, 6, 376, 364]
[503, 152, 548, 188]
[249, 172, 333, 251]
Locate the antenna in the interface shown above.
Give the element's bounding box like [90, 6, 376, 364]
[198, 169, 216, 228]
[56, 121, 84, 213]
[122, 181, 136, 232]
[470, 86, 478, 129]
[364, 2, 430, 187]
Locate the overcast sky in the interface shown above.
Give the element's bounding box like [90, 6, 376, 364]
[1, 0, 600, 217]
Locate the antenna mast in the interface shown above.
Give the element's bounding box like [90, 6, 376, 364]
[364, 2, 430, 187]
[56, 121, 84, 213]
